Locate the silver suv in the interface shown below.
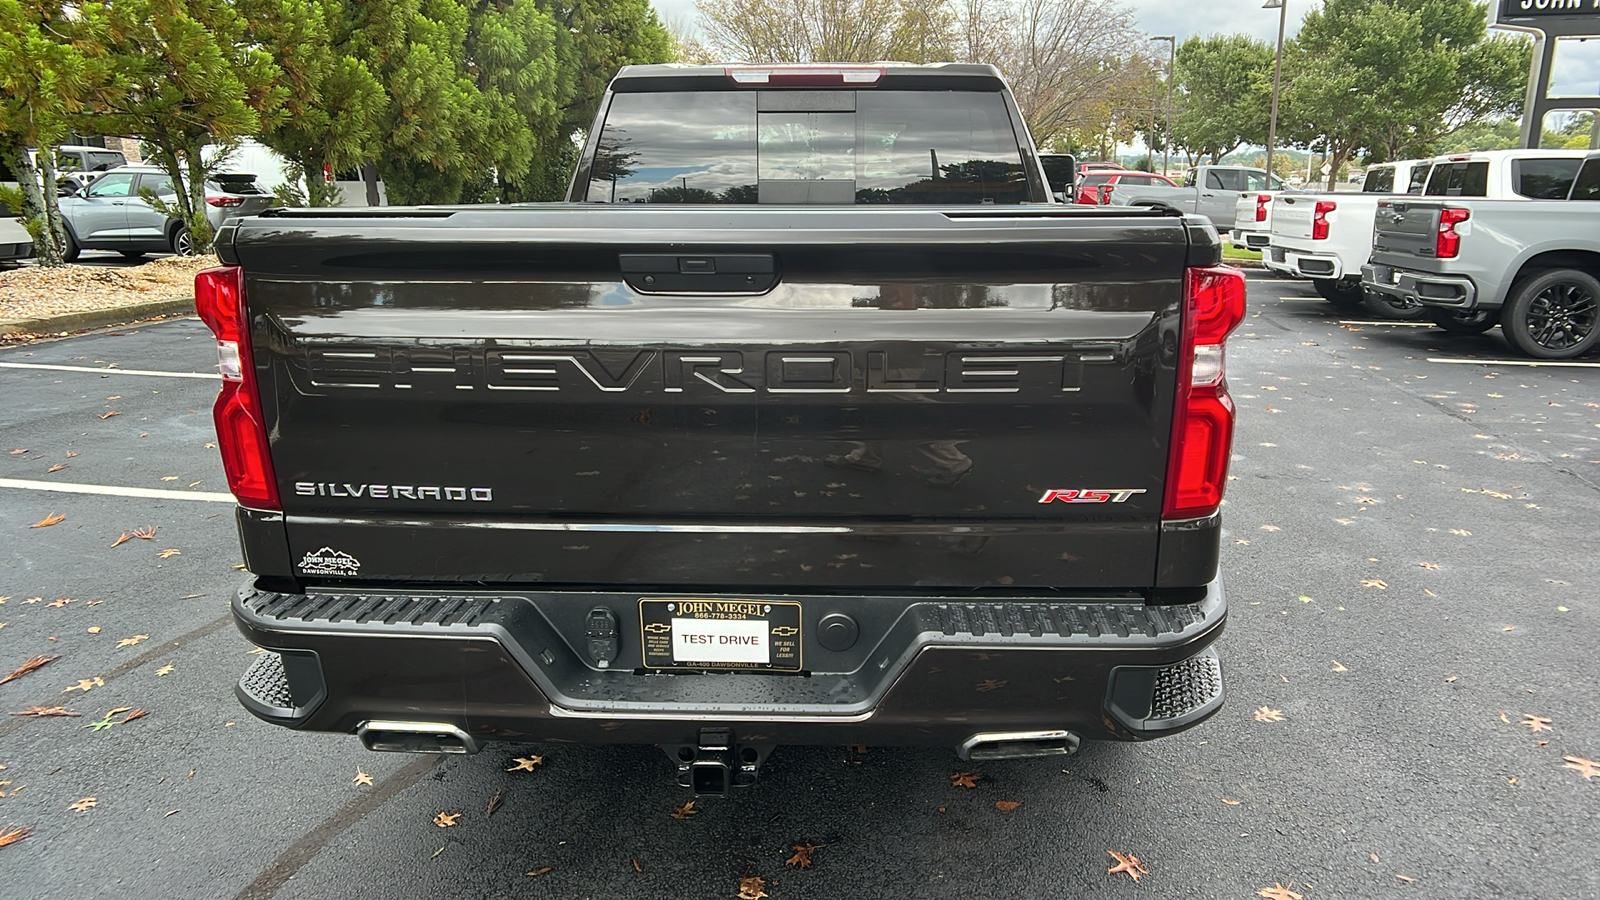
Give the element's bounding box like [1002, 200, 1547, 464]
[56, 165, 273, 260]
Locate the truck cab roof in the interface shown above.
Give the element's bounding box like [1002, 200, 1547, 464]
[609, 63, 1008, 92]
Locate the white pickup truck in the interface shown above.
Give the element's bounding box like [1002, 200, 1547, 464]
[1268, 150, 1590, 314]
[1229, 190, 1280, 253]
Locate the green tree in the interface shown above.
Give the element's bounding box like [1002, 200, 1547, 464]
[244, 0, 385, 206]
[1285, 0, 1530, 188]
[92, 0, 285, 252]
[347, 0, 487, 204]
[467, 0, 563, 201]
[0, 0, 100, 265]
[1167, 34, 1274, 166]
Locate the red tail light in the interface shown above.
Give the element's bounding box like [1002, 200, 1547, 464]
[1436, 207, 1470, 259]
[1097, 184, 1115, 204]
[195, 266, 279, 509]
[1255, 193, 1272, 222]
[1164, 267, 1247, 520]
[206, 196, 245, 207]
[1312, 200, 1336, 240]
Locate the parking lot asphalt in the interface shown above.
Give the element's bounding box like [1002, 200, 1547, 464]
[2, 272, 1597, 899]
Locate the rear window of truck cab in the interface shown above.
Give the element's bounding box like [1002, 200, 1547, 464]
[1424, 161, 1488, 197]
[584, 91, 1030, 204]
[1572, 159, 1600, 201]
[1512, 158, 1583, 199]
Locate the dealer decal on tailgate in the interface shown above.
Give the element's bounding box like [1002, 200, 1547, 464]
[639, 599, 802, 671]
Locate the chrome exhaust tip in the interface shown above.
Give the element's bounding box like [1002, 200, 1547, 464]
[958, 729, 1080, 761]
[357, 720, 481, 755]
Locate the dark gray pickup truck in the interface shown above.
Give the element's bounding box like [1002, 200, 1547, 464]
[199, 63, 1246, 794]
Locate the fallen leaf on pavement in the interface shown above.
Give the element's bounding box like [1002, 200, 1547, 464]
[1394, 874, 1416, 883]
[1106, 850, 1149, 883]
[1331, 660, 1348, 672]
[157, 549, 181, 559]
[110, 532, 133, 548]
[62, 677, 105, 694]
[951, 771, 980, 789]
[0, 824, 33, 848]
[486, 790, 503, 817]
[432, 812, 460, 827]
[1254, 707, 1285, 723]
[1418, 562, 1441, 570]
[1450, 529, 1471, 536]
[671, 800, 698, 819]
[69, 797, 96, 812]
[1361, 579, 1387, 589]
[1260, 524, 1280, 532]
[525, 866, 553, 876]
[30, 513, 66, 528]
[1445, 675, 1458, 683]
[66, 451, 77, 458]
[7, 449, 26, 455]
[1562, 756, 1599, 780]
[995, 800, 1021, 811]
[87, 627, 99, 634]
[1256, 883, 1303, 900]
[786, 842, 820, 868]
[1501, 626, 1516, 632]
[10, 706, 79, 717]
[99, 411, 120, 419]
[1221, 798, 1241, 806]
[160, 476, 178, 482]
[116, 634, 150, 648]
[633, 859, 642, 872]
[122, 708, 148, 723]
[353, 771, 373, 787]
[0, 655, 60, 685]
[131, 526, 156, 540]
[507, 755, 543, 772]
[1522, 714, 1552, 733]
[46, 598, 74, 608]
[737, 875, 769, 900]
[46, 464, 66, 473]
[156, 664, 174, 676]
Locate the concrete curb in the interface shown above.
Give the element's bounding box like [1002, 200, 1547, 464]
[0, 297, 195, 337]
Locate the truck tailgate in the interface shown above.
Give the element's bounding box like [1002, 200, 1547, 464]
[1273, 195, 1318, 241]
[1372, 198, 1443, 266]
[225, 205, 1191, 591]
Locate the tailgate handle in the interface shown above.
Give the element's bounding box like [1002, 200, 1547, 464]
[619, 253, 778, 294]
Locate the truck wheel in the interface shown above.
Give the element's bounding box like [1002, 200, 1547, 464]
[1312, 277, 1364, 309]
[1500, 269, 1600, 360]
[1361, 289, 1428, 321]
[1429, 309, 1496, 335]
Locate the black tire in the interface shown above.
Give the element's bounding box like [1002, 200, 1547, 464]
[1361, 288, 1429, 320]
[60, 228, 80, 262]
[170, 226, 195, 257]
[1313, 277, 1365, 309]
[1499, 269, 1600, 360]
[119, 251, 146, 261]
[1429, 308, 1496, 335]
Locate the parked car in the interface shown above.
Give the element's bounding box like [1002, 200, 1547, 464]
[211, 62, 1243, 795]
[1264, 158, 1432, 300]
[1361, 151, 1600, 358]
[0, 154, 35, 264]
[51, 145, 128, 182]
[1075, 170, 1177, 205]
[1282, 150, 1590, 316]
[1107, 164, 1285, 231]
[56, 165, 273, 260]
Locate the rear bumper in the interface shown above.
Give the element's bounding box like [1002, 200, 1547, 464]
[231, 578, 1227, 751]
[1230, 229, 1271, 250]
[1283, 248, 1344, 280]
[1361, 264, 1477, 308]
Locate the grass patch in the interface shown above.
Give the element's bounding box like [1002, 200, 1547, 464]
[1223, 245, 1263, 261]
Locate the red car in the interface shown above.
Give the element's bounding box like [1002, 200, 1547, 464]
[1075, 171, 1177, 205]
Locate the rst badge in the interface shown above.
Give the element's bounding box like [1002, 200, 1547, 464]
[1038, 489, 1148, 504]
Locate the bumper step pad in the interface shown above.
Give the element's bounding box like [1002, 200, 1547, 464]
[1150, 650, 1224, 722]
[239, 650, 294, 712]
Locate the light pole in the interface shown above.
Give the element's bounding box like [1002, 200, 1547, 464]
[1262, 0, 1287, 181]
[1152, 36, 1175, 177]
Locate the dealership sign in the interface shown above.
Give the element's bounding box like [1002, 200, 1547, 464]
[1500, 0, 1600, 18]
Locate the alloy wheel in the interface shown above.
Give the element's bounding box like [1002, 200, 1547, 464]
[1523, 281, 1597, 351]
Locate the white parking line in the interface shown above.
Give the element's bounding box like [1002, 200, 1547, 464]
[1338, 320, 1435, 327]
[1426, 358, 1600, 369]
[0, 477, 235, 503]
[0, 362, 218, 379]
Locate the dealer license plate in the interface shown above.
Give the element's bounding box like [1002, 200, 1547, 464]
[639, 598, 802, 671]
